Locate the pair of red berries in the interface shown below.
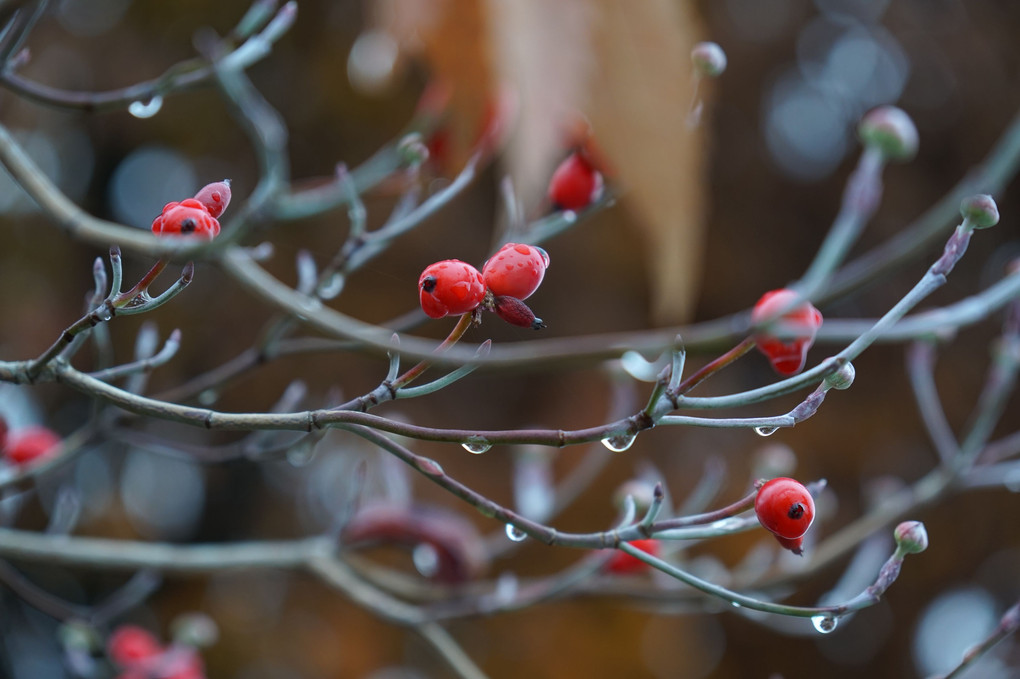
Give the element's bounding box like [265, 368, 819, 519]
[754, 477, 815, 555]
[418, 242, 550, 329]
[751, 289, 824, 376]
[150, 181, 231, 239]
[1, 422, 60, 467]
[108, 625, 204, 679]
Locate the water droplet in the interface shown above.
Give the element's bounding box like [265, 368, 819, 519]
[505, 523, 527, 542]
[94, 304, 114, 322]
[318, 273, 344, 300]
[754, 426, 779, 437]
[128, 95, 164, 119]
[561, 210, 577, 223]
[601, 432, 636, 452]
[461, 437, 492, 455]
[286, 437, 318, 467]
[412, 543, 439, 578]
[197, 389, 220, 406]
[811, 614, 838, 634]
[731, 601, 742, 608]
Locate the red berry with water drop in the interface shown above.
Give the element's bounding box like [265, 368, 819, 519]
[418, 260, 486, 319]
[482, 243, 550, 300]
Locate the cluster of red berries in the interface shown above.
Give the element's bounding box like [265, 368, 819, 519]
[151, 181, 231, 239]
[418, 242, 550, 329]
[751, 289, 823, 376]
[754, 477, 815, 555]
[0, 418, 60, 467]
[107, 625, 205, 679]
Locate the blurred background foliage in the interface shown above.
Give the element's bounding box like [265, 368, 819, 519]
[0, 0, 1019, 677]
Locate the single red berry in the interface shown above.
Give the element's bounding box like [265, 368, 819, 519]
[418, 260, 486, 319]
[548, 152, 603, 211]
[755, 477, 815, 541]
[482, 243, 550, 300]
[151, 199, 220, 240]
[492, 295, 545, 329]
[751, 289, 823, 376]
[606, 539, 661, 575]
[193, 180, 232, 219]
[4, 426, 60, 466]
[107, 625, 162, 668]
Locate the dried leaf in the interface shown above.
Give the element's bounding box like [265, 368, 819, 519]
[586, 0, 705, 323]
[373, 0, 495, 168]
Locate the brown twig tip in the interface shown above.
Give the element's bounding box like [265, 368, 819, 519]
[181, 262, 195, 284]
[110, 245, 122, 259]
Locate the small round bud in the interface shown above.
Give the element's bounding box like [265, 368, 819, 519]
[823, 360, 855, 390]
[691, 41, 727, 78]
[894, 520, 929, 554]
[959, 194, 999, 229]
[858, 106, 919, 162]
[397, 132, 430, 168]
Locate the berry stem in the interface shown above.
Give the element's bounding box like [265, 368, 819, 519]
[112, 257, 169, 308]
[666, 336, 755, 401]
[391, 313, 474, 390]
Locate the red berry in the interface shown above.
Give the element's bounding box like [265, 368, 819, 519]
[107, 625, 162, 668]
[4, 426, 60, 466]
[755, 477, 815, 542]
[151, 199, 221, 240]
[193, 180, 231, 219]
[492, 295, 545, 329]
[606, 539, 661, 575]
[751, 289, 823, 376]
[482, 243, 550, 300]
[418, 260, 486, 319]
[548, 152, 603, 211]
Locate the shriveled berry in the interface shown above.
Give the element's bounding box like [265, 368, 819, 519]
[606, 539, 661, 575]
[548, 152, 603, 211]
[755, 477, 815, 541]
[107, 625, 162, 667]
[193, 180, 232, 219]
[4, 426, 60, 466]
[151, 199, 220, 240]
[418, 260, 486, 319]
[493, 295, 545, 329]
[482, 243, 550, 300]
[751, 289, 823, 376]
